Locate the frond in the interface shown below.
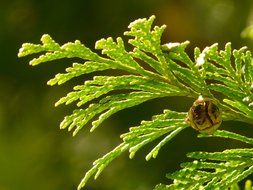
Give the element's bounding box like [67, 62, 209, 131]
[18, 16, 192, 136]
[78, 110, 187, 189]
[157, 130, 253, 190]
[202, 43, 253, 123]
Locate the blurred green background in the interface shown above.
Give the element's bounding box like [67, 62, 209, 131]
[1, 0, 253, 189]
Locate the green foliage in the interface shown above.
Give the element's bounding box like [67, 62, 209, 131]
[156, 130, 253, 190]
[18, 16, 253, 189]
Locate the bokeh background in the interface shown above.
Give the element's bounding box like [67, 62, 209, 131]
[1, 0, 253, 189]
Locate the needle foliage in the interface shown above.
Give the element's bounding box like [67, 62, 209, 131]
[18, 16, 253, 189]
